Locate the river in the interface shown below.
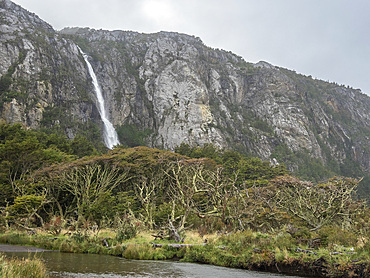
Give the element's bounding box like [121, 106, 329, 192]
[2, 247, 304, 278]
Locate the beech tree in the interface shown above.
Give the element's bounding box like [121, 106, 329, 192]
[6, 193, 50, 228]
[165, 160, 207, 233]
[163, 160, 238, 238]
[60, 163, 130, 222]
[0, 123, 74, 208]
[273, 175, 363, 231]
[135, 172, 166, 229]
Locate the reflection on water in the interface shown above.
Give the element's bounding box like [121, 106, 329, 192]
[4, 250, 302, 278]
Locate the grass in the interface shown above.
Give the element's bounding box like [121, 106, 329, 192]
[0, 253, 48, 278]
[0, 228, 368, 277]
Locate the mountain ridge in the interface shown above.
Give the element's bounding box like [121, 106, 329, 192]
[0, 0, 369, 194]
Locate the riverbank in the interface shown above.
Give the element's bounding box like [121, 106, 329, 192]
[0, 230, 368, 277]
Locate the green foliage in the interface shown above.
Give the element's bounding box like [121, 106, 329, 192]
[0, 51, 26, 95]
[111, 191, 138, 216]
[271, 143, 334, 182]
[115, 215, 137, 242]
[8, 195, 44, 215]
[251, 118, 274, 134]
[0, 123, 97, 170]
[0, 124, 77, 210]
[40, 108, 104, 153]
[71, 134, 97, 158]
[175, 143, 288, 186]
[318, 226, 358, 247]
[36, 132, 72, 154]
[71, 231, 86, 243]
[0, 75, 12, 93]
[40, 106, 63, 127]
[116, 124, 151, 147]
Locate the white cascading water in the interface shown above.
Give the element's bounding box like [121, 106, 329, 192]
[78, 47, 120, 149]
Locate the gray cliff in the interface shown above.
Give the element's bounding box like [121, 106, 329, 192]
[1, 0, 369, 183]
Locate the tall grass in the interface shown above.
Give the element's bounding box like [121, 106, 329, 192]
[0, 254, 48, 278]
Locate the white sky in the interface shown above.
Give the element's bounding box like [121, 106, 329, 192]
[11, 0, 370, 96]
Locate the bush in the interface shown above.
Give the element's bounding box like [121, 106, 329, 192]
[44, 216, 63, 235]
[115, 225, 137, 242]
[122, 244, 154, 260]
[183, 245, 211, 263]
[274, 233, 297, 250]
[319, 226, 358, 247]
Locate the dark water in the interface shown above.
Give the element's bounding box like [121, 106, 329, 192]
[4, 250, 303, 278]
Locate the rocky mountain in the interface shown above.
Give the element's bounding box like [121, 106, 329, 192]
[0, 0, 99, 139]
[1, 0, 369, 189]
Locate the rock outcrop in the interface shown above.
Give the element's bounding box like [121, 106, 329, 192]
[1, 0, 369, 182]
[0, 0, 100, 140]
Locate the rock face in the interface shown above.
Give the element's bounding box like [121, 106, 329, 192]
[0, 0, 100, 140]
[1, 0, 370, 180]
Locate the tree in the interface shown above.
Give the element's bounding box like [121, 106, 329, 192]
[60, 163, 130, 222]
[134, 171, 166, 229]
[163, 159, 235, 238]
[6, 193, 49, 228]
[0, 124, 74, 206]
[71, 135, 97, 157]
[273, 176, 363, 231]
[165, 160, 206, 234]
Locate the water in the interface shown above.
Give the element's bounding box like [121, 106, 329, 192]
[4, 251, 303, 278]
[78, 47, 120, 149]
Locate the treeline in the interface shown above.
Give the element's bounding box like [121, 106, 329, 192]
[0, 123, 369, 244]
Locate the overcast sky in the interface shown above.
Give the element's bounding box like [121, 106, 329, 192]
[12, 0, 370, 96]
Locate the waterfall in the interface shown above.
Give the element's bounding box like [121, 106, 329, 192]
[78, 47, 120, 149]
